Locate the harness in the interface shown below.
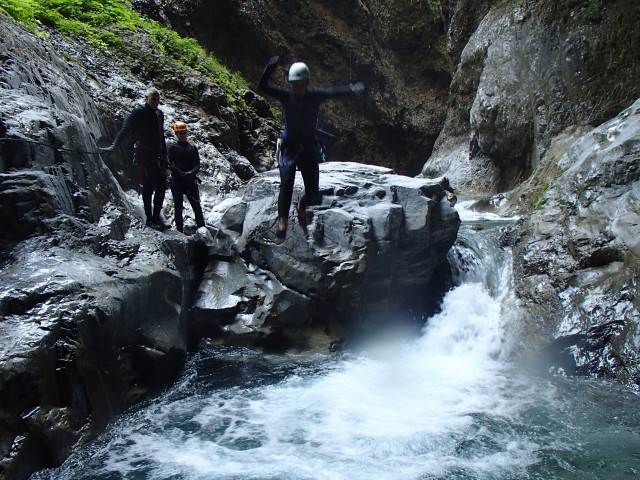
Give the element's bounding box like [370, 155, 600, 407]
[135, 143, 164, 182]
[277, 135, 328, 172]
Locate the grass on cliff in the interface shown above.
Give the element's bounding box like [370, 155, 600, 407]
[531, 183, 549, 211]
[0, 0, 249, 109]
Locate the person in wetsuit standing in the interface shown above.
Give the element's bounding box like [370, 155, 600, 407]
[258, 56, 364, 238]
[167, 121, 205, 233]
[102, 87, 171, 230]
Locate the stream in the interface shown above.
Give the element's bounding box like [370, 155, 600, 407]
[32, 201, 640, 480]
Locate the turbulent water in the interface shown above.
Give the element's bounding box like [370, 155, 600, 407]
[32, 201, 640, 480]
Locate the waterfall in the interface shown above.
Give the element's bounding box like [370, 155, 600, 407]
[32, 201, 640, 480]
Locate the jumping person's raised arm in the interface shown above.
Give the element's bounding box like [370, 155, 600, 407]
[258, 56, 289, 101]
[313, 82, 366, 100]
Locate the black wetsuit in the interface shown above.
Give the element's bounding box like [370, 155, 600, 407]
[168, 140, 205, 232]
[113, 103, 168, 223]
[258, 60, 357, 221]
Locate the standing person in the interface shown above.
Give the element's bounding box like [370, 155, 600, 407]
[101, 87, 171, 231]
[258, 55, 364, 238]
[167, 121, 205, 233]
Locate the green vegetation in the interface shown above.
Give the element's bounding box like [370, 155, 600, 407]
[403, 0, 443, 24]
[531, 183, 549, 210]
[0, 0, 140, 47]
[425, 0, 443, 21]
[0, 0, 249, 108]
[406, 0, 442, 20]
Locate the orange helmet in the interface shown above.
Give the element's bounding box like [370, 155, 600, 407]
[173, 121, 188, 132]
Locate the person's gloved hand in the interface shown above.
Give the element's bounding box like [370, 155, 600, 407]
[350, 82, 366, 95]
[100, 145, 115, 154]
[266, 55, 281, 69]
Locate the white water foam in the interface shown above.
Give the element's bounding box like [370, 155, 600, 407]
[455, 199, 519, 224]
[80, 277, 542, 480]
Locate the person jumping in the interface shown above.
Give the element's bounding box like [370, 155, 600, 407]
[258, 56, 364, 238]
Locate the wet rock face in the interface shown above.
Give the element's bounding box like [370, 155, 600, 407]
[3, 0, 637, 475]
[422, 0, 640, 195]
[0, 15, 201, 479]
[0, 229, 204, 479]
[138, 0, 640, 193]
[501, 99, 640, 385]
[0, 18, 126, 242]
[145, 0, 640, 190]
[193, 162, 459, 350]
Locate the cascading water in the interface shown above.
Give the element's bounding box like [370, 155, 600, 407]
[32, 201, 640, 480]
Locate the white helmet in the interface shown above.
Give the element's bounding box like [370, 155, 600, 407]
[288, 62, 310, 82]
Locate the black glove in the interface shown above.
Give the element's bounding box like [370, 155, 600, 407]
[266, 55, 281, 69]
[100, 145, 115, 154]
[350, 82, 365, 95]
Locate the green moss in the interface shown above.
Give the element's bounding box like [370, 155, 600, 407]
[0, 0, 249, 109]
[405, 0, 442, 20]
[531, 183, 549, 210]
[0, 0, 39, 27]
[0, 0, 139, 45]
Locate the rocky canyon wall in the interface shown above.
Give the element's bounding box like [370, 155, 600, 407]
[424, 0, 640, 194]
[153, 0, 639, 386]
[148, 0, 453, 176]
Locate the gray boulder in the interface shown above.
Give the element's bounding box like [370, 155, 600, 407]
[193, 162, 460, 350]
[0, 229, 202, 477]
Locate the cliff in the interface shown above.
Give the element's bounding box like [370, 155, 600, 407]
[152, 0, 639, 186]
